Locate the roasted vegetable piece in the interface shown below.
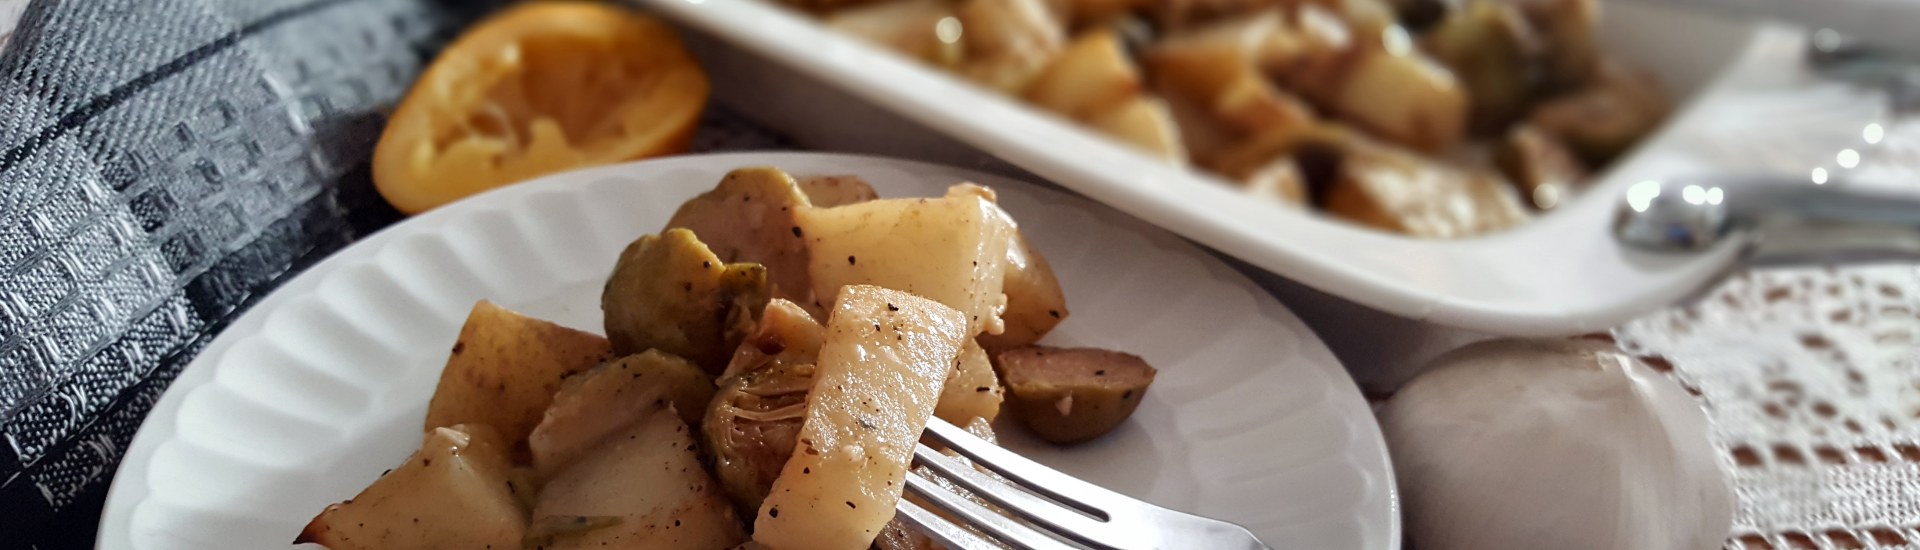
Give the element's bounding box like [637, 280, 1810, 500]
[1311, 128, 1530, 238]
[1025, 30, 1143, 122]
[665, 167, 816, 307]
[797, 175, 880, 207]
[958, 0, 1067, 92]
[1238, 156, 1310, 205]
[533, 405, 746, 549]
[424, 301, 609, 448]
[1494, 124, 1587, 210]
[977, 231, 1068, 350]
[753, 286, 967, 550]
[1312, 35, 1469, 153]
[996, 346, 1158, 444]
[528, 350, 717, 477]
[1521, 0, 1601, 88]
[1527, 62, 1668, 165]
[706, 299, 823, 516]
[603, 228, 770, 374]
[1086, 96, 1190, 162]
[826, 0, 966, 68]
[797, 184, 1014, 337]
[298, 425, 525, 549]
[936, 340, 1006, 424]
[1422, 1, 1544, 132]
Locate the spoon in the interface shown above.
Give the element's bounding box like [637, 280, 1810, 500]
[1614, 176, 1920, 274]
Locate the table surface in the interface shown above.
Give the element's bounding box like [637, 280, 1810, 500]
[1, 2, 1917, 549]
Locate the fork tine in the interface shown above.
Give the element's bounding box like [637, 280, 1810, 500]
[912, 443, 1112, 545]
[923, 417, 1128, 516]
[895, 498, 1004, 550]
[904, 470, 1079, 550]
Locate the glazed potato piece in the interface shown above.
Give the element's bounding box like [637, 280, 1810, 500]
[753, 286, 967, 550]
[1494, 124, 1587, 210]
[826, 0, 966, 68]
[977, 231, 1068, 350]
[958, 0, 1067, 93]
[424, 301, 609, 447]
[1527, 62, 1668, 165]
[1086, 96, 1190, 162]
[936, 339, 1006, 424]
[995, 346, 1157, 444]
[796, 175, 880, 207]
[298, 425, 525, 549]
[797, 184, 1014, 336]
[1239, 156, 1310, 205]
[1423, 1, 1543, 132]
[1311, 129, 1530, 238]
[705, 300, 822, 516]
[1025, 30, 1142, 121]
[665, 167, 816, 309]
[603, 228, 771, 374]
[528, 350, 717, 477]
[533, 405, 746, 549]
[1319, 44, 1469, 153]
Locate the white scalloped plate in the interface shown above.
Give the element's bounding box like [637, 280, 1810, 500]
[97, 153, 1396, 549]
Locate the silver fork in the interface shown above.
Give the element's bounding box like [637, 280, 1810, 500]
[893, 418, 1273, 550]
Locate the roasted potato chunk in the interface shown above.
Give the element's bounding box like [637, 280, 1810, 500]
[797, 184, 1014, 337]
[936, 339, 1006, 424]
[1494, 124, 1587, 210]
[1311, 129, 1530, 238]
[1086, 96, 1190, 162]
[603, 228, 770, 374]
[753, 286, 966, 550]
[958, 0, 1067, 92]
[996, 346, 1157, 444]
[424, 301, 610, 448]
[528, 350, 717, 477]
[298, 425, 525, 550]
[534, 405, 746, 549]
[978, 231, 1068, 350]
[1025, 30, 1143, 121]
[826, 0, 966, 68]
[705, 299, 823, 516]
[665, 167, 816, 308]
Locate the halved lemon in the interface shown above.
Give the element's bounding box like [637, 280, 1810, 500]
[374, 2, 710, 214]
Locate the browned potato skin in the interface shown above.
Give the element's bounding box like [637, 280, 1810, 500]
[424, 301, 609, 451]
[995, 346, 1157, 444]
[796, 175, 880, 207]
[528, 350, 718, 478]
[978, 231, 1068, 350]
[298, 425, 525, 550]
[602, 228, 771, 375]
[666, 167, 817, 307]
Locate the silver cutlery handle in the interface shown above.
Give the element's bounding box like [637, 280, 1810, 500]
[1614, 175, 1920, 266]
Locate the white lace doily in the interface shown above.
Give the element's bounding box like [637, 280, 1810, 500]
[1615, 264, 1920, 549]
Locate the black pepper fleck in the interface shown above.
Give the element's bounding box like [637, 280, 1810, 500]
[848, 255, 857, 265]
[769, 507, 780, 518]
[791, 226, 803, 237]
